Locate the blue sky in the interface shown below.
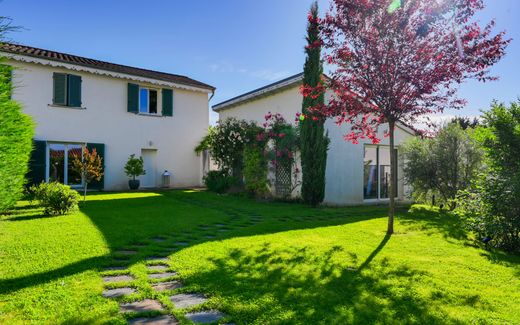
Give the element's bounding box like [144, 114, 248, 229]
[2, 0, 519, 124]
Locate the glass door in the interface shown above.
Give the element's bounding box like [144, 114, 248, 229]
[47, 143, 84, 186]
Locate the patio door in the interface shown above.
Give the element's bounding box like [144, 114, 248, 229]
[141, 149, 157, 188]
[47, 143, 84, 187]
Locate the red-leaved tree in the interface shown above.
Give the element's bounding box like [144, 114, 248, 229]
[308, 0, 509, 234]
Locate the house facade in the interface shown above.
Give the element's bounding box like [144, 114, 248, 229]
[1, 43, 215, 190]
[213, 73, 415, 205]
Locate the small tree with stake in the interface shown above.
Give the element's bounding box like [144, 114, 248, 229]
[309, 0, 509, 235]
[72, 147, 103, 201]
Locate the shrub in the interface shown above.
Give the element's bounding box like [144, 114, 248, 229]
[243, 145, 269, 197]
[0, 63, 34, 213]
[203, 170, 238, 194]
[124, 154, 146, 180]
[71, 147, 103, 201]
[401, 123, 482, 209]
[31, 182, 80, 215]
[457, 100, 520, 253]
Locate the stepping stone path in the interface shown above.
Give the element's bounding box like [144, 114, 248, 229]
[120, 299, 164, 313]
[101, 229, 232, 323]
[185, 311, 226, 324]
[152, 281, 183, 292]
[103, 275, 134, 283]
[147, 264, 169, 271]
[128, 315, 179, 325]
[148, 272, 177, 280]
[102, 287, 136, 298]
[169, 293, 207, 309]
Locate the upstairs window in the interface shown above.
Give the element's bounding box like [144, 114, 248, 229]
[53, 73, 82, 107]
[139, 87, 158, 114]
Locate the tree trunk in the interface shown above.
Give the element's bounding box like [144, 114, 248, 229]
[83, 182, 88, 202]
[387, 120, 396, 235]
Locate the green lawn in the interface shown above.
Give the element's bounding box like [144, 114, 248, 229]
[0, 190, 519, 324]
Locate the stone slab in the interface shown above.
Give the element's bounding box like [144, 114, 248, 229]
[152, 280, 183, 292]
[146, 257, 169, 262]
[151, 237, 167, 242]
[128, 315, 179, 325]
[147, 265, 169, 271]
[103, 275, 134, 283]
[169, 293, 207, 309]
[148, 272, 177, 280]
[102, 287, 136, 298]
[174, 241, 188, 246]
[185, 310, 226, 324]
[120, 299, 164, 313]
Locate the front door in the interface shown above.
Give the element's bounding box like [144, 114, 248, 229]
[141, 149, 157, 188]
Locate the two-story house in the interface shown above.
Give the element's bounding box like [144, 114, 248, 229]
[1, 43, 215, 190]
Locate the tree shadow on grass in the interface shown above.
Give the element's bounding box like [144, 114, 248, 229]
[398, 205, 467, 240]
[0, 256, 107, 295]
[184, 234, 458, 324]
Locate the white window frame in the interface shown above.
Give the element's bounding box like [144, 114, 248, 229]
[46, 142, 86, 188]
[138, 87, 159, 115]
[363, 144, 398, 202]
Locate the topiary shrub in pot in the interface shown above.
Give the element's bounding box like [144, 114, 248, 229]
[124, 154, 146, 190]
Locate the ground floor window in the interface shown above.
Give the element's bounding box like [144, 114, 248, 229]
[47, 143, 84, 186]
[363, 145, 397, 200]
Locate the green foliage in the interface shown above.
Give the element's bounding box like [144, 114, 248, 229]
[71, 147, 103, 201]
[203, 170, 238, 194]
[300, 2, 329, 207]
[124, 154, 145, 180]
[457, 101, 520, 253]
[30, 182, 80, 215]
[402, 123, 482, 209]
[195, 126, 215, 154]
[243, 145, 269, 197]
[0, 62, 35, 213]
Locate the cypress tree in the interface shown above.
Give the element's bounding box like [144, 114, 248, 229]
[300, 2, 328, 206]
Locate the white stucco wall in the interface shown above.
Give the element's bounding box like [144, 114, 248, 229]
[217, 84, 414, 205]
[10, 60, 210, 190]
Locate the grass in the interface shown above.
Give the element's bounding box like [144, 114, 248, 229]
[0, 190, 519, 324]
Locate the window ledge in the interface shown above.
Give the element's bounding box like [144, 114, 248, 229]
[48, 104, 86, 110]
[137, 112, 163, 117]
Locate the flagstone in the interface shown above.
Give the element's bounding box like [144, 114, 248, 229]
[185, 310, 226, 324]
[102, 287, 136, 298]
[120, 299, 164, 313]
[169, 293, 207, 309]
[128, 315, 179, 325]
[103, 275, 134, 283]
[148, 272, 177, 280]
[152, 281, 183, 292]
[147, 264, 169, 271]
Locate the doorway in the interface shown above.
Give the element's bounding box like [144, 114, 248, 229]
[141, 149, 157, 188]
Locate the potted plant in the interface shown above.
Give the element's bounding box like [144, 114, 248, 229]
[124, 154, 146, 190]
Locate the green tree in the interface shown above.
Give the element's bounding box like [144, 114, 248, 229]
[71, 147, 103, 201]
[402, 124, 482, 210]
[0, 42, 34, 212]
[299, 1, 329, 206]
[458, 100, 520, 253]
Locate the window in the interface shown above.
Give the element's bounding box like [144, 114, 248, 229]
[139, 87, 158, 114]
[47, 143, 84, 186]
[53, 73, 82, 107]
[363, 145, 398, 200]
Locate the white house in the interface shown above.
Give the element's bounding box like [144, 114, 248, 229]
[1, 43, 215, 190]
[213, 73, 415, 205]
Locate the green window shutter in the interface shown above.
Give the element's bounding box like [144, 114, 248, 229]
[127, 83, 139, 113]
[26, 140, 47, 187]
[86, 143, 105, 190]
[162, 88, 173, 116]
[53, 73, 67, 105]
[67, 74, 82, 107]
